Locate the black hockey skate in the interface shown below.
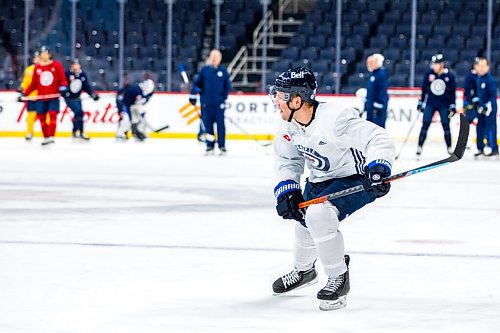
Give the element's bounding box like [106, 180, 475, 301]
[317, 255, 350, 311]
[272, 266, 318, 295]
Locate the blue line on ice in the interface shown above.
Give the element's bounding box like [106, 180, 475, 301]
[1, 239, 500, 260]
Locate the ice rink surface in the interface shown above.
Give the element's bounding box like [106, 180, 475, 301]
[0, 137, 499, 333]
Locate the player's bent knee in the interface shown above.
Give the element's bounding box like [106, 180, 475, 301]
[305, 203, 339, 232]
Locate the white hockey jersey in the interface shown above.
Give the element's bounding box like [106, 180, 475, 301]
[274, 102, 396, 183]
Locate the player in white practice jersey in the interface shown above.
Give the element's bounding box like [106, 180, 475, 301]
[270, 67, 396, 310]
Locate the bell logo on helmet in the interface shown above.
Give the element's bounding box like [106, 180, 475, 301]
[290, 71, 305, 79]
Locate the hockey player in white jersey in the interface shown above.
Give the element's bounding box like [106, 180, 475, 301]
[270, 67, 396, 310]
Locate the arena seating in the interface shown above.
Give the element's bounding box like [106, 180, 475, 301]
[276, 0, 500, 93]
[0, 0, 499, 93]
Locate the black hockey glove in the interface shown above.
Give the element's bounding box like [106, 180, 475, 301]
[16, 94, 23, 103]
[91, 93, 100, 101]
[417, 100, 423, 112]
[274, 180, 306, 223]
[472, 97, 480, 109]
[447, 105, 456, 119]
[188, 94, 197, 106]
[365, 160, 391, 199]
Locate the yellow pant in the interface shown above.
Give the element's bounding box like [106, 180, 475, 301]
[26, 111, 37, 135]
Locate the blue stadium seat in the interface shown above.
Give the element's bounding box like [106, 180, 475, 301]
[289, 35, 307, 48]
[458, 12, 476, 24]
[319, 48, 336, 60]
[465, 37, 484, 50]
[447, 36, 465, 49]
[353, 22, 370, 36]
[435, 24, 452, 37]
[345, 35, 364, 49]
[418, 24, 434, 36]
[378, 24, 395, 36]
[395, 62, 410, 74]
[384, 49, 401, 62]
[301, 47, 318, 61]
[281, 47, 299, 60]
[271, 60, 290, 74]
[453, 25, 471, 36]
[309, 35, 326, 49]
[371, 35, 389, 49]
[389, 36, 408, 48]
[427, 36, 445, 49]
[316, 23, 334, 36]
[416, 62, 430, 76]
[298, 23, 314, 36]
[341, 48, 357, 63]
[390, 74, 408, 87]
[311, 60, 330, 74]
[461, 49, 480, 61]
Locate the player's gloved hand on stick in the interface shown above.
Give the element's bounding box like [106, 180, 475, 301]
[417, 100, 423, 112]
[91, 93, 100, 101]
[478, 106, 491, 117]
[16, 94, 23, 103]
[365, 160, 391, 199]
[274, 180, 306, 223]
[472, 97, 480, 109]
[188, 94, 197, 106]
[447, 104, 456, 119]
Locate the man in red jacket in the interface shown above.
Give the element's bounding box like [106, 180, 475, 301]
[24, 46, 68, 146]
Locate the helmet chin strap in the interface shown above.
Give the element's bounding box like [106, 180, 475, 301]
[286, 100, 305, 122]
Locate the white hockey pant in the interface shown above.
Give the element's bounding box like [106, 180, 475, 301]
[294, 202, 347, 277]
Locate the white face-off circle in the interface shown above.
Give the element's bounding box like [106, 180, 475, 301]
[430, 79, 446, 96]
[70, 79, 83, 93]
[40, 71, 54, 86]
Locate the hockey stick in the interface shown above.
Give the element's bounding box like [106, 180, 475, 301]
[395, 112, 421, 160]
[298, 113, 469, 208]
[395, 94, 427, 160]
[20, 93, 61, 101]
[149, 123, 170, 133]
[225, 116, 273, 147]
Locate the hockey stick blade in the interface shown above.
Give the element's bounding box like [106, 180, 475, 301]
[298, 114, 469, 209]
[152, 124, 170, 133]
[386, 112, 469, 183]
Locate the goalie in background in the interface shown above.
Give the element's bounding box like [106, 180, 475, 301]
[116, 78, 155, 141]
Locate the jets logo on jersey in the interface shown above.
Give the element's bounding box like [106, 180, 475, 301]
[430, 79, 446, 96]
[70, 79, 83, 93]
[217, 71, 223, 77]
[283, 134, 291, 142]
[40, 71, 54, 86]
[370, 76, 375, 82]
[481, 82, 486, 89]
[296, 144, 330, 171]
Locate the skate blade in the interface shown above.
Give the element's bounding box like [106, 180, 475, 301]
[319, 296, 347, 311]
[273, 277, 318, 296]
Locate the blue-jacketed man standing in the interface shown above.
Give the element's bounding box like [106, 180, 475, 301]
[365, 53, 389, 128]
[189, 49, 231, 155]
